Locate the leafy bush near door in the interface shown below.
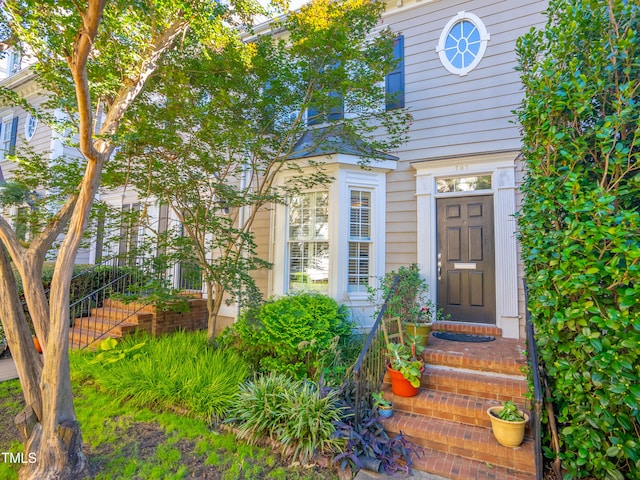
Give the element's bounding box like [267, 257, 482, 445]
[222, 292, 353, 381]
[516, 0, 639, 478]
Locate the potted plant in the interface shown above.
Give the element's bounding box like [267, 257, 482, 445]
[487, 401, 529, 447]
[370, 264, 444, 347]
[372, 391, 393, 418]
[386, 342, 423, 397]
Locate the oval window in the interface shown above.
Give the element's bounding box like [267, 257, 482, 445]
[436, 12, 490, 76]
[25, 113, 37, 141]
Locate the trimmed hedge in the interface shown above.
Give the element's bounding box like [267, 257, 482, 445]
[516, 1, 639, 478]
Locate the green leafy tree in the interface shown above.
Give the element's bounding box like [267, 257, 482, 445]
[112, 0, 411, 340]
[516, 0, 639, 478]
[0, 1, 260, 478]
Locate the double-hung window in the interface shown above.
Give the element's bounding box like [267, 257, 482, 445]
[348, 190, 372, 292]
[287, 191, 330, 293]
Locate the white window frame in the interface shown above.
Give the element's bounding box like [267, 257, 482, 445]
[271, 156, 394, 316]
[436, 11, 490, 77]
[286, 190, 331, 294]
[25, 113, 37, 142]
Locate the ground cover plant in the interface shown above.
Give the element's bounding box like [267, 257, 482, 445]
[0, 378, 338, 480]
[71, 330, 250, 423]
[517, 0, 639, 478]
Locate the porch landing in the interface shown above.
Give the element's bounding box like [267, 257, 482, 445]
[381, 322, 535, 480]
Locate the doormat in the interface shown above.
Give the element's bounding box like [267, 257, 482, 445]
[432, 331, 495, 343]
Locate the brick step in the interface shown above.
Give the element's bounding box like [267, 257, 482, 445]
[423, 336, 527, 375]
[87, 306, 153, 324]
[383, 384, 509, 429]
[68, 327, 118, 349]
[381, 411, 535, 474]
[410, 446, 535, 480]
[102, 298, 157, 313]
[420, 364, 528, 404]
[431, 321, 503, 338]
[72, 317, 143, 336]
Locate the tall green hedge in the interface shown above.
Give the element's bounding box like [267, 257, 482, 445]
[516, 1, 639, 478]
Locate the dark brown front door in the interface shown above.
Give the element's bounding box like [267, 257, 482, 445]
[436, 195, 495, 324]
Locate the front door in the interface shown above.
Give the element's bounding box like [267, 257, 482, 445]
[436, 195, 495, 324]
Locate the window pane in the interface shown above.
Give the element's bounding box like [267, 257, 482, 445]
[348, 189, 372, 292]
[436, 175, 492, 193]
[348, 242, 369, 292]
[287, 191, 330, 293]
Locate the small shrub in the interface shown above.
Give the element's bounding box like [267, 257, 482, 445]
[228, 373, 345, 465]
[230, 292, 353, 380]
[333, 407, 422, 475]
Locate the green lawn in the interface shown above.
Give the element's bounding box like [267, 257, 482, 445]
[0, 332, 339, 479]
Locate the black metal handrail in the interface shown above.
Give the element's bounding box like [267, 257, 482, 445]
[524, 282, 544, 480]
[68, 255, 203, 349]
[351, 275, 399, 424]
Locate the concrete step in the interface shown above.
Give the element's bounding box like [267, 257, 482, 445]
[381, 411, 535, 475]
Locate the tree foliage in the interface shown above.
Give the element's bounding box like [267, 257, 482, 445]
[516, 1, 639, 478]
[112, 0, 411, 339]
[0, 0, 262, 477]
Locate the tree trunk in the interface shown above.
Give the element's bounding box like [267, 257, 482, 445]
[0, 248, 43, 422]
[206, 280, 218, 342]
[17, 159, 105, 480]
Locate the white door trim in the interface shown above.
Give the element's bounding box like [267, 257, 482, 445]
[412, 151, 521, 338]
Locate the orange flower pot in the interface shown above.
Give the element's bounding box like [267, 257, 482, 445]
[33, 337, 42, 353]
[386, 364, 422, 397]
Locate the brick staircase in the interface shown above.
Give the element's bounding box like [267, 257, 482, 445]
[69, 298, 154, 349]
[380, 322, 536, 480]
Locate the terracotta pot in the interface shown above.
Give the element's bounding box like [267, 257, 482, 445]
[33, 337, 42, 353]
[386, 364, 422, 397]
[487, 406, 529, 447]
[404, 322, 432, 346]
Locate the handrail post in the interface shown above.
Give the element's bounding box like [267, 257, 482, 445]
[524, 281, 544, 480]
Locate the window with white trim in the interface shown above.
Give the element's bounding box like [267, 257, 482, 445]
[348, 190, 371, 292]
[436, 12, 490, 77]
[25, 113, 37, 141]
[287, 191, 330, 293]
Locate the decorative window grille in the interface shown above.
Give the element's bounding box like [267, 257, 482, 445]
[287, 191, 330, 293]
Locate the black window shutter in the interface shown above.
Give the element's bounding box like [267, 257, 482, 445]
[9, 116, 18, 154]
[386, 35, 405, 111]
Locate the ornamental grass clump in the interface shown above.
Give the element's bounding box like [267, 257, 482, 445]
[70, 330, 249, 422]
[229, 373, 345, 465]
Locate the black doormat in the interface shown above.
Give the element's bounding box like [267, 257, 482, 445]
[432, 331, 496, 343]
